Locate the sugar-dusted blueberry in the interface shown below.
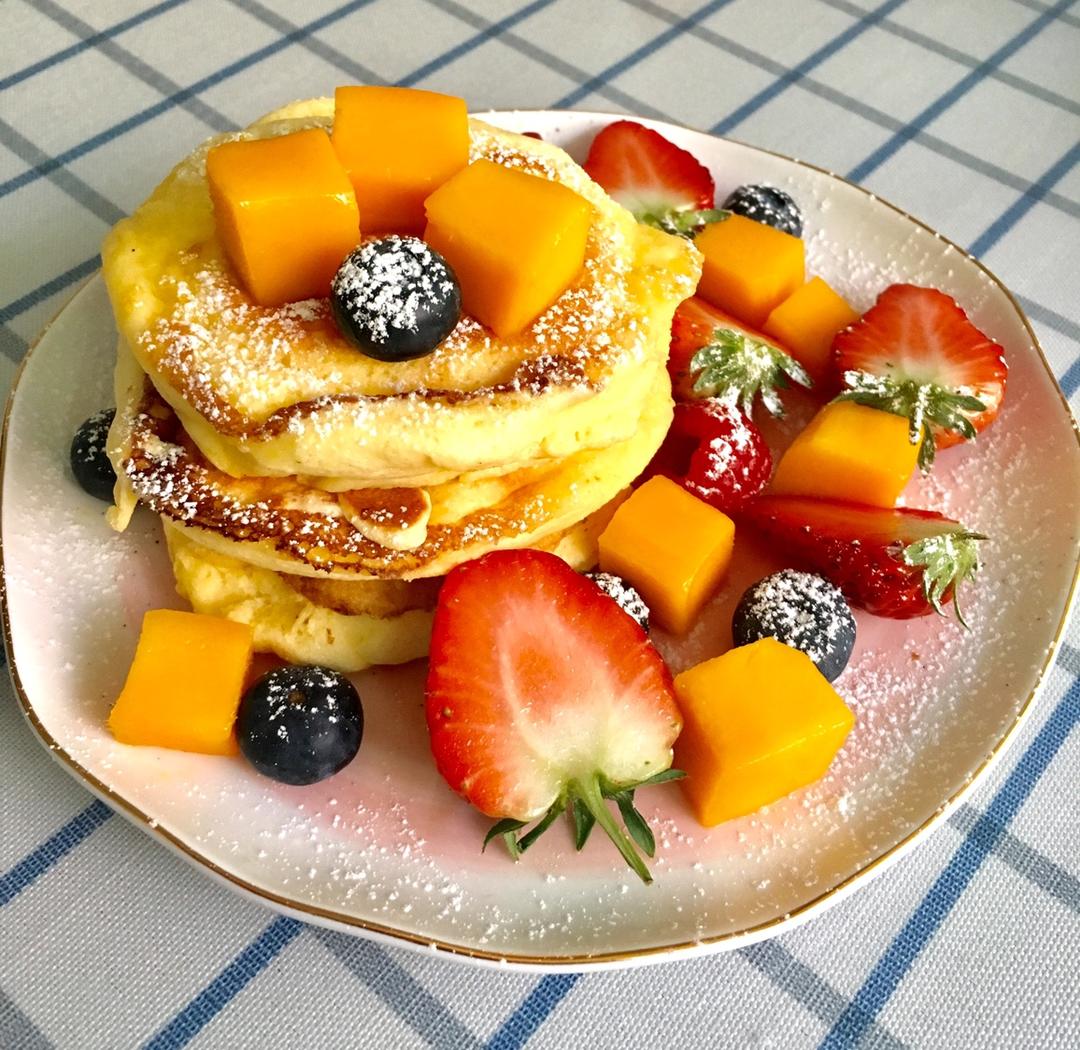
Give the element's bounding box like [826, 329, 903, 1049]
[331, 235, 461, 362]
[732, 569, 855, 681]
[585, 571, 651, 631]
[237, 665, 363, 785]
[722, 184, 803, 238]
[70, 408, 117, 501]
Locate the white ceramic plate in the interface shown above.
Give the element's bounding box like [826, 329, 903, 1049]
[4, 112, 1079, 972]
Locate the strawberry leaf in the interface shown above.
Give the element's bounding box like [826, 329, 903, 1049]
[691, 327, 812, 417]
[836, 370, 988, 471]
[642, 207, 728, 239]
[637, 768, 686, 787]
[571, 797, 596, 851]
[612, 791, 656, 858]
[516, 799, 567, 853]
[900, 529, 986, 627]
[484, 818, 527, 857]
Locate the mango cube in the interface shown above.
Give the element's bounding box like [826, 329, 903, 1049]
[770, 400, 919, 507]
[332, 85, 469, 233]
[674, 638, 854, 827]
[108, 609, 255, 755]
[695, 214, 805, 327]
[763, 277, 861, 382]
[598, 476, 735, 635]
[424, 159, 592, 337]
[206, 129, 359, 307]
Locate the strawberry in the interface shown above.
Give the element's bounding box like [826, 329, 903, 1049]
[642, 399, 772, 514]
[742, 495, 985, 624]
[832, 284, 1007, 469]
[425, 549, 683, 883]
[668, 296, 811, 414]
[583, 120, 724, 237]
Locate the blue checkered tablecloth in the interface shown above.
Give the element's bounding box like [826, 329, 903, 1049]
[1, 1, 1078, 1047]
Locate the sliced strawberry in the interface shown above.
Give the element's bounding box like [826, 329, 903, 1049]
[832, 284, 1007, 468]
[425, 549, 682, 882]
[583, 120, 723, 237]
[741, 495, 985, 623]
[642, 399, 772, 514]
[668, 296, 811, 413]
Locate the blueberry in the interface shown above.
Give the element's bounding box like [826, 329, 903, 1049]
[331, 236, 461, 362]
[70, 409, 116, 501]
[585, 571, 650, 632]
[722, 184, 803, 238]
[237, 665, 363, 785]
[732, 570, 855, 681]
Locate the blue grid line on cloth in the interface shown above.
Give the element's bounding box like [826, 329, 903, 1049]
[551, 0, 737, 109]
[969, 140, 1080, 258]
[224, 0, 388, 86]
[821, 0, 1080, 117]
[0, 255, 99, 328]
[141, 916, 304, 1050]
[0, 799, 111, 907]
[845, 0, 1077, 183]
[819, 656, 1080, 1048]
[625, 0, 1080, 224]
[27, 0, 236, 134]
[1013, 0, 1080, 26]
[0, 0, 382, 202]
[0, 0, 191, 94]
[486, 975, 580, 1050]
[709, 0, 909, 135]
[1059, 359, 1080, 398]
[0, 984, 51, 1050]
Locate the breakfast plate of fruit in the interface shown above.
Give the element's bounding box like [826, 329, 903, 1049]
[3, 91, 1078, 970]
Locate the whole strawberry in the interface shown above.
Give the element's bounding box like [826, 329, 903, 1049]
[425, 549, 683, 883]
[833, 284, 1007, 469]
[643, 399, 772, 514]
[743, 495, 985, 624]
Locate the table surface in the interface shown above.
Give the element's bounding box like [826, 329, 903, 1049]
[1, 1, 1078, 1047]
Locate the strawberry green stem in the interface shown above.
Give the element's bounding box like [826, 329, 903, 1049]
[572, 775, 653, 884]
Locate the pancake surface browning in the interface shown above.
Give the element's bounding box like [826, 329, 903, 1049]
[105, 99, 700, 666]
[103, 98, 700, 487]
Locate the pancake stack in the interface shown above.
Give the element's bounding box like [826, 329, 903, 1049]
[103, 98, 701, 671]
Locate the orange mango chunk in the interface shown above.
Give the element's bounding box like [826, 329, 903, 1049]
[695, 214, 805, 327]
[598, 476, 735, 635]
[206, 129, 360, 307]
[771, 400, 919, 507]
[108, 609, 255, 756]
[763, 276, 861, 382]
[332, 85, 469, 233]
[424, 159, 592, 337]
[674, 638, 854, 827]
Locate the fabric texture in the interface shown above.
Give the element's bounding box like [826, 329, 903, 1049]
[1, 1, 1078, 1047]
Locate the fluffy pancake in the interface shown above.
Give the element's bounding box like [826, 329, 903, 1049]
[102, 99, 700, 488]
[164, 501, 617, 672]
[113, 356, 668, 580]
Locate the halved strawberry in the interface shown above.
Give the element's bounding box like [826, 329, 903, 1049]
[642, 399, 772, 514]
[833, 284, 1007, 469]
[668, 296, 811, 413]
[741, 495, 985, 623]
[425, 549, 682, 883]
[583, 120, 724, 237]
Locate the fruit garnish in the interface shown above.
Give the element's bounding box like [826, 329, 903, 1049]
[742, 495, 986, 625]
[762, 276, 860, 385]
[643, 399, 772, 515]
[598, 476, 736, 635]
[425, 549, 682, 883]
[582, 120, 725, 237]
[584, 571, 651, 631]
[671, 297, 811, 416]
[832, 284, 1008, 469]
[732, 570, 856, 682]
[674, 638, 854, 827]
[237, 665, 364, 785]
[722, 184, 803, 237]
[70, 408, 117, 502]
[331, 236, 461, 361]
